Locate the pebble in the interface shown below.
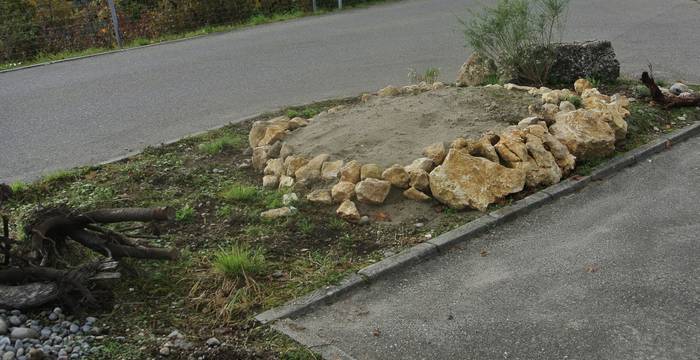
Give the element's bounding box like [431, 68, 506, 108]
[670, 82, 689, 96]
[0, 319, 7, 335]
[8, 316, 21, 327]
[205, 337, 221, 347]
[10, 328, 38, 340]
[359, 216, 370, 225]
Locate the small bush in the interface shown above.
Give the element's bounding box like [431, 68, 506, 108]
[176, 205, 195, 222]
[213, 245, 267, 279]
[198, 134, 244, 155]
[221, 184, 259, 202]
[566, 95, 582, 108]
[463, 0, 570, 85]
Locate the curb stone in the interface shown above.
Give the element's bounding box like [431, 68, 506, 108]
[257, 121, 700, 336]
[272, 319, 358, 360]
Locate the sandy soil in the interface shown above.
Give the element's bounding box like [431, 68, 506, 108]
[284, 86, 535, 168]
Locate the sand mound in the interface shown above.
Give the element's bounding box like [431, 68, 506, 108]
[284, 86, 535, 167]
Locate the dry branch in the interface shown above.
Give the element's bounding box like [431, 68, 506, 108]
[640, 71, 700, 108]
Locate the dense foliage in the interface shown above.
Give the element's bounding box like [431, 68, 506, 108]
[0, 0, 373, 63]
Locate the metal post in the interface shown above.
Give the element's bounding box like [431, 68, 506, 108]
[312, 0, 317, 12]
[106, 0, 123, 48]
[338, 0, 342, 10]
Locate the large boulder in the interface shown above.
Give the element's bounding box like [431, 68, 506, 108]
[549, 109, 616, 161]
[355, 178, 392, 205]
[547, 40, 620, 84]
[456, 53, 496, 87]
[429, 148, 526, 211]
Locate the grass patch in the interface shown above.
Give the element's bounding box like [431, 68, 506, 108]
[9, 181, 27, 193]
[566, 95, 582, 108]
[175, 205, 195, 222]
[221, 184, 259, 202]
[198, 134, 245, 155]
[286, 106, 322, 119]
[213, 245, 268, 279]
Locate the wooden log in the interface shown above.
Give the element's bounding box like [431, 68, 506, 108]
[641, 72, 700, 108]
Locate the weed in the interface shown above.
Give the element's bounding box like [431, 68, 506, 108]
[297, 218, 315, 236]
[287, 106, 322, 119]
[408, 67, 441, 84]
[656, 79, 668, 88]
[327, 217, 347, 232]
[9, 181, 27, 193]
[216, 205, 233, 218]
[176, 205, 195, 222]
[633, 84, 651, 98]
[482, 73, 501, 85]
[221, 185, 259, 202]
[42, 169, 76, 183]
[213, 245, 267, 279]
[566, 95, 582, 108]
[243, 224, 269, 237]
[585, 76, 601, 88]
[198, 134, 244, 155]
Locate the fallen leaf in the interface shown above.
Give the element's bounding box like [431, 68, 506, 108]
[372, 328, 381, 337]
[584, 264, 600, 273]
[480, 247, 489, 257]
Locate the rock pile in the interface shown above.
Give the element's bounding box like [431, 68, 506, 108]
[0, 308, 103, 360]
[248, 79, 630, 222]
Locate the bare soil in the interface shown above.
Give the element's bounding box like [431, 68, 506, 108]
[284, 86, 536, 167]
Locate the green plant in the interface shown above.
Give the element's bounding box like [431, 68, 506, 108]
[176, 205, 195, 222]
[221, 184, 259, 202]
[408, 67, 441, 84]
[216, 205, 233, 218]
[566, 95, 582, 108]
[462, 0, 570, 85]
[297, 218, 315, 236]
[213, 245, 267, 279]
[585, 76, 601, 88]
[42, 169, 76, 183]
[9, 181, 27, 193]
[198, 134, 244, 155]
[482, 73, 501, 85]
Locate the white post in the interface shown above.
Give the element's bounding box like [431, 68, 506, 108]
[312, 0, 317, 12]
[106, 0, 123, 47]
[338, 0, 343, 10]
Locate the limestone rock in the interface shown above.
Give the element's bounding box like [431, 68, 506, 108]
[574, 78, 593, 94]
[582, 98, 629, 141]
[321, 160, 344, 180]
[529, 103, 560, 123]
[332, 181, 356, 203]
[262, 175, 279, 189]
[378, 85, 401, 97]
[524, 132, 563, 187]
[518, 116, 542, 128]
[408, 168, 430, 192]
[429, 148, 525, 211]
[340, 160, 362, 183]
[559, 100, 576, 112]
[278, 175, 295, 189]
[279, 143, 294, 160]
[295, 154, 330, 183]
[423, 142, 447, 165]
[284, 155, 308, 177]
[495, 128, 550, 187]
[252, 146, 271, 171]
[288, 117, 309, 130]
[405, 158, 434, 173]
[382, 165, 410, 189]
[261, 207, 296, 220]
[258, 124, 288, 146]
[336, 200, 361, 223]
[550, 109, 616, 161]
[504, 83, 535, 92]
[249, 120, 268, 148]
[402, 84, 422, 95]
[361, 93, 372, 102]
[360, 164, 383, 180]
[526, 124, 576, 174]
[264, 158, 284, 177]
[456, 53, 496, 87]
[307, 189, 333, 205]
[542, 91, 562, 105]
[451, 137, 470, 149]
[355, 178, 392, 205]
[403, 187, 431, 202]
[467, 134, 500, 163]
[432, 81, 446, 90]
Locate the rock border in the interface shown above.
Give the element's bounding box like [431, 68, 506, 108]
[255, 120, 700, 328]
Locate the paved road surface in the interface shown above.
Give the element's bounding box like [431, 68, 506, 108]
[290, 134, 700, 360]
[2, 0, 699, 182]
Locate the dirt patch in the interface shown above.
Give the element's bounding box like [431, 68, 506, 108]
[284, 86, 536, 167]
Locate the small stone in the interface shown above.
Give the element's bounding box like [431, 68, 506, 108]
[3, 351, 15, 360]
[669, 82, 689, 96]
[288, 117, 309, 129]
[252, 145, 271, 171]
[10, 328, 39, 340]
[47, 314, 58, 322]
[68, 324, 78, 334]
[0, 318, 7, 335]
[278, 175, 295, 189]
[360, 164, 383, 180]
[260, 207, 296, 220]
[331, 181, 356, 203]
[321, 160, 344, 180]
[282, 193, 298, 205]
[258, 124, 288, 146]
[377, 85, 401, 97]
[159, 346, 171, 356]
[381, 165, 410, 189]
[284, 155, 308, 177]
[559, 100, 576, 112]
[8, 316, 21, 326]
[205, 337, 221, 347]
[295, 154, 330, 183]
[306, 189, 333, 205]
[339, 160, 362, 183]
[574, 78, 593, 94]
[355, 178, 392, 205]
[405, 158, 435, 173]
[263, 158, 284, 177]
[262, 175, 279, 189]
[279, 143, 294, 160]
[336, 200, 361, 223]
[403, 187, 431, 202]
[407, 168, 430, 192]
[422, 142, 447, 165]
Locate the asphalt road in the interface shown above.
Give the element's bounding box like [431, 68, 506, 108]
[290, 134, 700, 360]
[2, 0, 699, 182]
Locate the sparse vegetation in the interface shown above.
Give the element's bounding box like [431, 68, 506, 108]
[221, 184, 259, 202]
[566, 95, 582, 108]
[198, 134, 245, 154]
[408, 67, 441, 84]
[175, 205, 195, 222]
[462, 0, 570, 85]
[286, 106, 322, 119]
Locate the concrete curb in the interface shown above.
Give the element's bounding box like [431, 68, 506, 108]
[256, 121, 700, 333]
[272, 319, 358, 360]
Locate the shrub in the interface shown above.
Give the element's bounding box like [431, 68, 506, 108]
[463, 0, 569, 85]
[213, 245, 267, 278]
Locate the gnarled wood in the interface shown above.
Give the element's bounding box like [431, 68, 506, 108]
[641, 71, 700, 108]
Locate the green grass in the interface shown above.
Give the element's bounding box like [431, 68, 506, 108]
[198, 134, 245, 155]
[41, 169, 77, 183]
[9, 181, 27, 193]
[481, 73, 501, 86]
[213, 245, 267, 279]
[221, 184, 259, 202]
[286, 106, 322, 119]
[175, 205, 195, 222]
[566, 95, 582, 108]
